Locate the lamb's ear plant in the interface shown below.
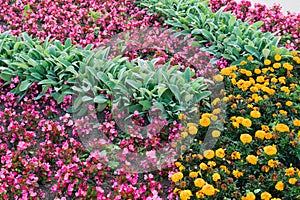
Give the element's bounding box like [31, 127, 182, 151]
[73, 47, 211, 121]
[0, 32, 93, 103]
[135, 0, 290, 65]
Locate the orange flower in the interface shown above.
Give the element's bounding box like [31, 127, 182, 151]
[246, 155, 258, 165]
[263, 145, 277, 156]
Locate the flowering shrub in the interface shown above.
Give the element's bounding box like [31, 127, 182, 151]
[170, 50, 300, 199]
[209, 0, 300, 50]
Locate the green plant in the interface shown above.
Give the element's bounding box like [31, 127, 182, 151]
[72, 47, 211, 121]
[135, 0, 288, 65]
[0, 32, 93, 102]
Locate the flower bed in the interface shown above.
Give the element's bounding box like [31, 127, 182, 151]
[0, 0, 300, 199]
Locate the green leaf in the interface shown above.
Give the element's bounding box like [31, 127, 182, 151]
[82, 96, 93, 102]
[94, 95, 107, 104]
[262, 49, 271, 58]
[183, 67, 191, 82]
[244, 45, 260, 58]
[19, 80, 32, 92]
[38, 79, 58, 85]
[139, 100, 152, 111]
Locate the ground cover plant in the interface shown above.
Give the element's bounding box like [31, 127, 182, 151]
[0, 0, 300, 199]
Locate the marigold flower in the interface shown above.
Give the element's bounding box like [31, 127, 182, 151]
[194, 178, 206, 188]
[207, 161, 216, 167]
[179, 189, 193, 200]
[274, 54, 281, 61]
[201, 184, 215, 196]
[286, 101, 293, 106]
[264, 59, 271, 65]
[199, 163, 208, 170]
[255, 130, 266, 140]
[216, 148, 225, 158]
[242, 118, 252, 128]
[203, 150, 215, 159]
[212, 173, 221, 181]
[213, 74, 224, 82]
[231, 151, 241, 160]
[293, 118, 300, 126]
[171, 172, 184, 183]
[285, 167, 295, 177]
[240, 134, 252, 144]
[261, 192, 272, 200]
[232, 170, 244, 178]
[188, 126, 198, 135]
[246, 155, 258, 165]
[275, 181, 284, 191]
[273, 63, 281, 69]
[181, 131, 188, 138]
[247, 56, 254, 61]
[189, 171, 198, 178]
[250, 110, 261, 118]
[199, 117, 210, 127]
[275, 123, 290, 132]
[212, 130, 221, 138]
[263, 145, 277, 156]
[242, 193, 256, 200]
[268, 159, 279, 168]
[288, 178, 297, 184]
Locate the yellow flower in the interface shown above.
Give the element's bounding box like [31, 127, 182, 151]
[261, 192, 272, 200]
[275, 181, 284, 191]
[188, 126, 198, 135]
[179, 190, 193, 200]
[274, 54, 281, 61]
[181, 131, 188, 138]
[213, 74, 224, 82]
[246, 71, 252, 77]
[212, 98, 220, 106]
[275, 123, 290, 132]
[207, 161, 216, 167]
[247, 56, 254, 61]
[212, 173, 221, 181]
[242, 118, 252, 128]
[178, 113, 187, 120]
[265, 132, 273, 140]
[254, 68, 261, 74]
[246, 155, 258, 165]
[199, 162, 208, 170]
[240, 134, 253, 144]
[171, 172, 184, 183]
[173, 188, 180, 194]
[231, 151, 241, 160]
[203, 150, 215, 159]
[216, 148, 225, 158]
[285, 167, 295, 177]
[255, 130, 266, 140]
[201, 184, 215, 196]
[212, 108, 221, 115]
[273, 63, 281, 69]
[220, 68, 231, 76]
[286, 101, 293, 106]
[212, 130, 221, 138]
[179, 165, 185, 171]
[279, 110, 287, 116]
[196, 191, 205, 198]
[240, 60, 247, 65]
[175, 162, 182, 167]
[232, 170, 244, 178]
[263, 145, 277, 156]
[278, 77, 286, 84]
[264, 59, 272, 65]
[268, 159, 279, 168]
[293, 118, 300, 127]
[236, 116, 244, 124]
[189, 171, 198, 178]
[194, 178, 206, 188]
[288, 178, 297, 184]
[250, 110, 261, 118]
[199, 117, 211, 127]
[242, 193, 256, 200]
[256, 76, 265, 83]
[283, 62, 293, 71]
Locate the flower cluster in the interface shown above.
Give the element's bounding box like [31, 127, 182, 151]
[170, 50, 300, 199]
[0, 0, 161, 47]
